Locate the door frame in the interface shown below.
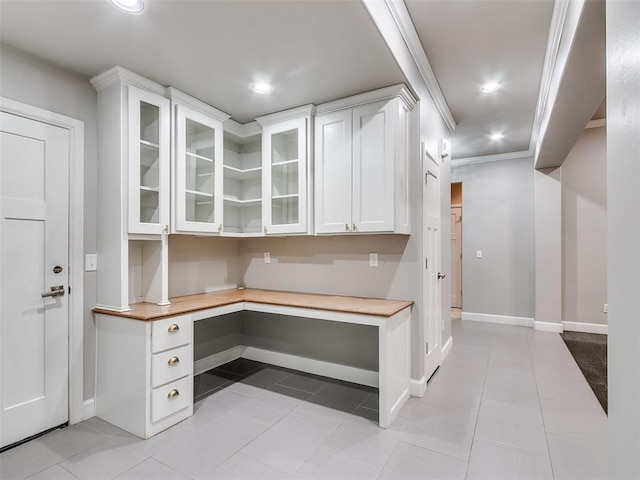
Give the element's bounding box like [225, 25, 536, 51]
[1, 97, 85, 425]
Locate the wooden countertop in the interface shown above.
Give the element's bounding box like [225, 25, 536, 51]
[93, 288, 413, 321]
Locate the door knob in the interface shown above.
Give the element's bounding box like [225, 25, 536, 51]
[437, 272, 446, 280]
[41, 285, 65, 298]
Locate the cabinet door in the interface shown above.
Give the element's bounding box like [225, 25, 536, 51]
[314, 110, 352, 234]
[128, 86, 170, 235]
[352, 100, 395, 233]
[174, 104, 223, 234]
[262, 117, 307, 235]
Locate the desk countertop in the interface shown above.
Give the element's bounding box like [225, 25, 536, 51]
[93, 288, 413, 321]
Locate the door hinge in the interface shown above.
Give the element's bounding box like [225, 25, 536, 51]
[68, 286, 71, 295]
[425, 257, 428, 269]
[425, 342, 429, 354]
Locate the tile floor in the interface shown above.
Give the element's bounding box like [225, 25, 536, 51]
[0, 319, 608, 479]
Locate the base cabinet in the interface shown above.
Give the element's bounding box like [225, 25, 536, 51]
[95, 314, 193, 439]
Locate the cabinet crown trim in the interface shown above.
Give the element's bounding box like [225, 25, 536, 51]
[315, 84, 416, 115]
[224, 119, 262, 139]
[167, 87, 230, 122]
[90, 66, 166, 95]
[255, 104, 316, 126]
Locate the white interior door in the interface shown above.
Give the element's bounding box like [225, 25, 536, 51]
[0, 112, 69, 448]
[423, 148, 442, 381]
[451, 206, 462, 308]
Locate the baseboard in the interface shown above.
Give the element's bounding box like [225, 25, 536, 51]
[442, 335, 454, 361]
[563, 321, 608, 335]
[410, 377, 426, 397]
[82, 398, 95, 421]
[241, 346, 379, 388]
[194, 345, 245, 376]
[461, 312, 534, 328]
[534, 321, 564, 333]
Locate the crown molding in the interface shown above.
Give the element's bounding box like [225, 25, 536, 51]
[224, 119, 261, 139]
[529, 0, 571, 154]
[316, 84, 416, 115]
[166, 87, 230, 122]
[89, 66, 165, 95]
[255, 104, 316, 126]
[585, 118, 606, 129]
[451, 150, 532, 167]
[382, 0, 456, 132]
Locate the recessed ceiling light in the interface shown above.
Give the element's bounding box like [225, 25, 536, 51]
[250, 83, 274, 95]
[480, 82, 501, 93]
[110, 0, 147, 14]
[489, 133, 504, 141]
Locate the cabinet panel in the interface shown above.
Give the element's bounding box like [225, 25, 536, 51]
[352, 101, 395, 233]
[128, 86, 170, 234]
[314, 110, 352, 234]
[262, 117, 308, 234]
[174, 104, 224, 234]
[151, 314, 192, 353]
[151, 343, 193, 388]
[151, 375, 192, 423]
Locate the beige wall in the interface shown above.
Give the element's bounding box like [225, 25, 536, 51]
[562, 126, 607, 326]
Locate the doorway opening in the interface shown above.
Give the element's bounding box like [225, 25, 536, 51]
[451, 182, 462, 319]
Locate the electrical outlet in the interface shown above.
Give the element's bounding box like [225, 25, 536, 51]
[476, 250, 483, 258]
[369, 253, 378, 267]
[604, 303, 608, 313]
[85, 254, 98, 272]
[264, 252, 271, 264]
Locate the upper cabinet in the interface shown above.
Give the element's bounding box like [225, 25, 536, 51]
[257, 106, 314, 235]
[314, 85, 416, 235]
[169, 88, 229, 235]
[128, 86, 171, 235]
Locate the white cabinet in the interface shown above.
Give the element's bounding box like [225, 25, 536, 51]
[170, 89, 229, 235]
[95, 313, 193, 439]
[314, 86, 415, 235]
[128, 86, 171, 235]
[257, 106, 314, 235]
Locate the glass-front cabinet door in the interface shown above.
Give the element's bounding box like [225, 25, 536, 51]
[174, 104, 224, 234]
[128, 86, 170, 234]
[261, 117, 308, 234]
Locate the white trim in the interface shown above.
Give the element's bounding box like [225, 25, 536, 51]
[0, 97, 84, 425]
[167, 87, 230, 122]
[534, 321, 564, 333]
[410, 376, 426, 397]
[563, 321, 608, 335]
[224, 119, 261, 139]
[451, 150, 532, 167]
[315, 84, 417, 115]
[461, 311, 534, 328]
[255, 104, 316, 126]
[90, 66, 165, 95]
[529, 0, 571, 154]
[194, 346, 245, 376]
[242, 346, 379, 388]
[441, 335, 454, 362]
[378, 0, 456, 132]
[586, 118, 606, 129]
[82, 398, 95, 421]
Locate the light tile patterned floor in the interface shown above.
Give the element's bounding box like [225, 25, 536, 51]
[0, 320, 608, 479]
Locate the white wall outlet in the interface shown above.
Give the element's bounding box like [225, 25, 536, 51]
[604, 303, 608, 313]
[369, 253, 379, 267]
[476, 250, 483, 258]
[264, 252, 271, 264]
[85, 253, 98, 272]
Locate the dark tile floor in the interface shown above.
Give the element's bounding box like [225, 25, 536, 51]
[194, 358, 380, 421]
[560, 331, 607, 413]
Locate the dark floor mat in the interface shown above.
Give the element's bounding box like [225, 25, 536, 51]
[561, 331, 607, 414]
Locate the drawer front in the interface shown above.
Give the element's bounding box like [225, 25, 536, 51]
[151, 315, 192, 353]
[151, 375, 192, 423]
[151, 344, 193, 388]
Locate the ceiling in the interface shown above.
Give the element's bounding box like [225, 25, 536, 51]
[0, 1, 576, 161]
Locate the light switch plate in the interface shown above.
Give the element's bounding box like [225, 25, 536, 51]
[476, 250, 482, 258]
[264, 252, 271, 264]
[369, 253, 378, 267]
[85, 253, 98, 271]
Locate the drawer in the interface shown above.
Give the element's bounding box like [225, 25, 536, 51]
[151, 315, 192, 353]
[151, 344, 193, 388]
[151, 375, 192, 423]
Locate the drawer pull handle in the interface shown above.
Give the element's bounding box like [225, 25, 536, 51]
[168, 324, 180, 333]
[167, 356, 180, 366]
[167, 389, 180, 399]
